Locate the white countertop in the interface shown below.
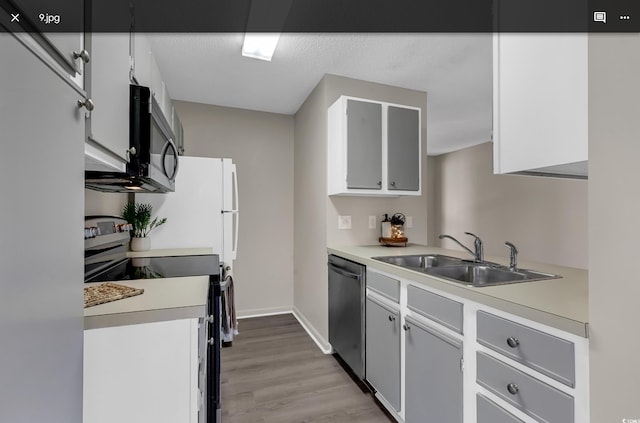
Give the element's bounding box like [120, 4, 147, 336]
[84, 248, 214, 330]
[328, 244, 589, 337]
[84, 276, 209, 330]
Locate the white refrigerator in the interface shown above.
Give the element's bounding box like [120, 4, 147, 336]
[139, 156, 239, 266]
[138, 156, 239, 342]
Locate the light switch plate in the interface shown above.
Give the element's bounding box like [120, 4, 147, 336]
[338, 215, 352, 230]
[368, 216, 377, 229]
[406, 216, 413, 228]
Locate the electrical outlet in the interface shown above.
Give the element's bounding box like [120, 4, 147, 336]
[406, 216, 413, 228]
[338, 215, 352, 230]
[368, 216, 377, 229]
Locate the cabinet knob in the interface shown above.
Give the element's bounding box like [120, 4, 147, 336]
[402, 323, 410, 331]
[205, 315, 214, 324]
[390, 181, 396, 187]
[77, 98, 94, 111]
[388, 315, 396, 322]
[73, 49, 90, 63]
[507, 383, 520, 395]
[127, 147, 137, 156]
[207, 338, 215, 346]
[506, 337, 520, 348]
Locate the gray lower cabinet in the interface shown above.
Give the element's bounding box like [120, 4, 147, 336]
[365, 295, 400, 411]
[405, 317, 463, 423]
[346, 99, 383, 190]
[477, 394, 524, 423]
[477, 352, 574, 423]
[477, 311, 575, 387]
[387, 105, 420, 191]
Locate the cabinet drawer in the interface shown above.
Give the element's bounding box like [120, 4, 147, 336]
[477, 394, 524, 423]
[477, 352, 574, 423]
[407, 285, 463, 333]
[477, 311, 575, 387]
[367, 271, 400, 302]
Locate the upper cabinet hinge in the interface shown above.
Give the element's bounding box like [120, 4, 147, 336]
[460, 357, 464, 373]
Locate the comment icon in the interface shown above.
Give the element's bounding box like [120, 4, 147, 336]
[593, 11, 607, 23]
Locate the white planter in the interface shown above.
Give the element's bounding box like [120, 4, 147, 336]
[130, 237, 151, 252]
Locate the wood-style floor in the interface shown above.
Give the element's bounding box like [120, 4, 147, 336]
[221, 313, 395, 423]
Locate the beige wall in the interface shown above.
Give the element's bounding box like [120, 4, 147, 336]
[293, 78, 331, 346]
[588, 34, 640, 421]
[174, 101, 295, 317]
[84, 189, 128, 217]
[293, 75, 428, 348]
[432, 142, 587, 269]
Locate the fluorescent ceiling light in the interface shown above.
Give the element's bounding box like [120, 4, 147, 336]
[242, 33, 281, 61]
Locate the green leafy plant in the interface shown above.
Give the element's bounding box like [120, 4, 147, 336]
[122, 202, 167, 238]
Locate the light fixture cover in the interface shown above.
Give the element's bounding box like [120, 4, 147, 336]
[242, 33, 281, 61]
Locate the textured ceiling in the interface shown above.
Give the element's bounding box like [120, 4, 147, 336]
[148, 33, 492, 155]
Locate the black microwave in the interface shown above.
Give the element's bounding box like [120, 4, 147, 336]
[85, 85, 179, 193]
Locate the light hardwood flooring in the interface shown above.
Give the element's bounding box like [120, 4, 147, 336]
[221, 313, 395, 423]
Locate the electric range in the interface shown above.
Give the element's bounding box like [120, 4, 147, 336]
[84, 216, 222, 423]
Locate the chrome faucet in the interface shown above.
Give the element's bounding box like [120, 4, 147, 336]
[438, 232, 484, 262]
[504, 242, 518, 271]
[464, 232, 484, 262]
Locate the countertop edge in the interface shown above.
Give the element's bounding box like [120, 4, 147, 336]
[328, 245, 589, 338]
[84, 304, 207, 330]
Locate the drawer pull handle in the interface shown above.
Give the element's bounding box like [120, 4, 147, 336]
[402, 323, 410, 331]
[506, 337, 520, 348]
[388, 315, 396, 322]
[507, 383, 520, 395]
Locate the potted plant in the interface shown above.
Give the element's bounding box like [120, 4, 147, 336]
[121, 202, 167, 252]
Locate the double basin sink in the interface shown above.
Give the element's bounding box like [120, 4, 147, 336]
[372, 254, 560, 287]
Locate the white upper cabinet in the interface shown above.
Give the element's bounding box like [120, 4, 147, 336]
[328, 96, 422, 196]
[85, 33, 131, 171]
[132, 34, 177, 132]
[131, 33, 152, 87]
[493, 34, 588, 178]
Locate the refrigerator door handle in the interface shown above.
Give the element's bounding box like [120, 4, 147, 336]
[220, 210, 238, 260]
[232, 211, 239, 260]
[231, 164, 239, 213]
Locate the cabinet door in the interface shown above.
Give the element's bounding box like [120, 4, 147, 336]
[87, 33, 131, 162]
[493, 33, 588, 177]
[366, 296, 400, 411]
[477, 394, 524, 423]
[405, 317, 463, 423]
[387, 105, 420, 191]
[132, 33, 152, 86]
[346, 99, 382, 190]
[84, 319, 199, 423]
[1, 32, 84, 423]
[10, 0, 84, 77]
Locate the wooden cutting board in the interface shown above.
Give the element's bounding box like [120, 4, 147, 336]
[84, 282, 144, 308]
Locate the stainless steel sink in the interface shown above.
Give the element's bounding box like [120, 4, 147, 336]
[426, 265, 559, 287]
[372, 254, 560, 287]
[372, 254, 471, 269]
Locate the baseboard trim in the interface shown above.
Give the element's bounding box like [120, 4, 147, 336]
[237, 307, 292, 319]
[292, 306, 332, 354]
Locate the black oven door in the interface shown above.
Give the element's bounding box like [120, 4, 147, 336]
[207, 278, 222, 423]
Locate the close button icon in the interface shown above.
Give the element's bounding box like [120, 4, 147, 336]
[10, 13, 19, 22]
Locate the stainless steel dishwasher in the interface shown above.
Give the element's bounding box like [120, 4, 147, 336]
[328, 254, 366, 379]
